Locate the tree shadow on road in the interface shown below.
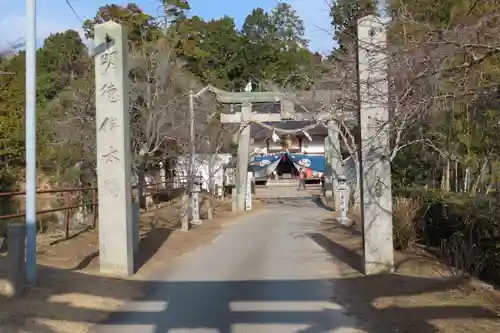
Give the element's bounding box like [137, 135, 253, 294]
[308, 228, 500, 332]
[312, 196, 335, 212]
[309, 233, 363, 273]
[69, 225, 174, 272]
[0, 258, 498, 333]
[258, 197, 315, 207]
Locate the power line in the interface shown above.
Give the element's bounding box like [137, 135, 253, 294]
[63, 0, 84, 24]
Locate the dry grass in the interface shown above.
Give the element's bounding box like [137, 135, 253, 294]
[392, 196, 423, 250]
[314, 216, 500, 333]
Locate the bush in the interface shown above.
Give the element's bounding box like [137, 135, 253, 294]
[439, 231, 488, 277]
[394, 186, 500, 285]
[392, 196, 422, 250]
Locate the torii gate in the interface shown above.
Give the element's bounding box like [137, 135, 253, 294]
[205, 14, 394, 276]
[205, 86, 343, 212]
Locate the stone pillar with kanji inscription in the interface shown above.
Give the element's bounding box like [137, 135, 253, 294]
[357, 15, 394, 275]
[94, 22, 134, 277]
[327, 121, 342, 210]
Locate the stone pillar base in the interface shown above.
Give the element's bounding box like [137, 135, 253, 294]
[132, 200, 140, 253]
[335, 217, 353, 227]
[207, 206, 213, 220]
[180, 194, 190, 232]
[6, 223, 26, 297]
[231, 187, 237, 212]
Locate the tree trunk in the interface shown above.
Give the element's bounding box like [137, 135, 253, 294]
[208, 154, 216, 194]
[138, 152, 148, 210]
[485, 161, 493, 195]
[441, 159, 450, 192]
[472, 159, 489, 195]
[453, 160, 459, 192]
[463, 167, 470, 193]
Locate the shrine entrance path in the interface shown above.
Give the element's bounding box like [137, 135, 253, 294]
[255, 181, 321, 200]
[94, 186, 364, 333]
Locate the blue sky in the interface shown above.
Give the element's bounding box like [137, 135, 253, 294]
[0, 0, 334, 54]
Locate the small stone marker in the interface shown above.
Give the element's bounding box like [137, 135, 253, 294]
[245, 171, 252, 211]
[335, 175, 352, 226]
[94, 21, 134, 277]
[207, 200, 214, 220]
[231, 186, 237, 212]
[159, 162, 166, 188]
[191, 188, 201, 225]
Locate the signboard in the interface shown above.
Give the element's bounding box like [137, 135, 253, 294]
[245, 171, 252, 211]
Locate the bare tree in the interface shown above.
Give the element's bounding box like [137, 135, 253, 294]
[49, 72, 97, 186]
[126, 39, 236, 209]
[240, 7, 500, 201]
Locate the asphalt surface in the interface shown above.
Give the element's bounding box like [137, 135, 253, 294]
[93, 188, 364, 333]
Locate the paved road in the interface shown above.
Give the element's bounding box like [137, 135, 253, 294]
[94, 193, 364, 333]
[255, 183, 321, 199]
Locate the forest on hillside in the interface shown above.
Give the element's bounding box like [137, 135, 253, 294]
[0, 1, 325, 189]
[2, 0, 500, 282]
[0, 0, 498, 192]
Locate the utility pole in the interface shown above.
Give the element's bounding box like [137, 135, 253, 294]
[188, 89, 203, 224]
[163, 2, 169, 35]
[187, 86, 217, 223]
[25, 0, 37, 284]
[188, 86, 210, 176]
[189, 90, 195, 184]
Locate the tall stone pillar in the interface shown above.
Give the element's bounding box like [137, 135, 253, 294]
[327, 121, 341, 209]
[94, 21, 134, 276]
[357, 15, 394, 275]
[235, 102, 251, 211]
[323, 137, 333, 198]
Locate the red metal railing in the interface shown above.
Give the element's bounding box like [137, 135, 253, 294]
[0, 187, 98, 240]
[0, 181, 182, 240]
